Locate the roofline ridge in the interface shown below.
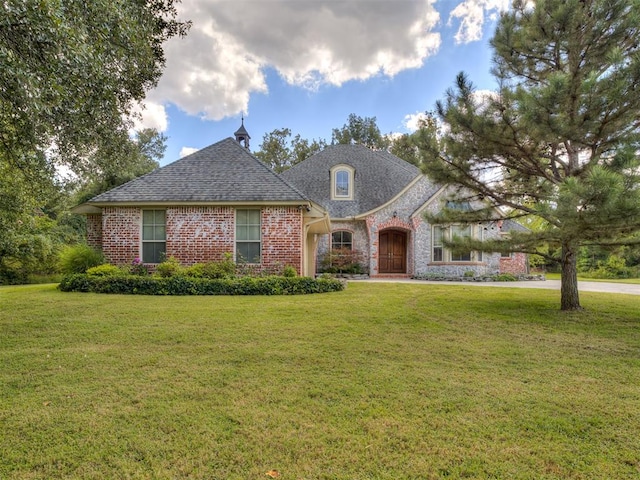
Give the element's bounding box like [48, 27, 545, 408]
[228, 138, 312, 202]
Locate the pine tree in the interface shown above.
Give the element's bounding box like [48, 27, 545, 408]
[421, 0, 640, 310]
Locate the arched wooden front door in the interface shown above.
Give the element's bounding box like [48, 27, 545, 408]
[378, 230, 407, 274]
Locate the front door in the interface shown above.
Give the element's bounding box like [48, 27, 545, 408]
[379, 230, 407, 274]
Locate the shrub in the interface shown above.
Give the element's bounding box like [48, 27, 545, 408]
[184, 256, 236, 279]
[58, 244, 104, 274]
[319, 248, 366, 274]
[584, 255, 635, 279]
[86, 264, 125, 277]
[58, 274, 345, 295]
[129, 258, 149, 276]
[154, 257, 182, 278]
[282, 265, 297, 277]
[463, 270, 476, 278]
[494, 273, 517, 282]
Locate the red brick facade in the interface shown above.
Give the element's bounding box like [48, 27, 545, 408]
[90, 206, 305, 274]
[499, 252, 529, 275]
[86, 214, 103, 250]
[101, 207, 141, 265]
[261, 207, 303, 274]
[166, 206, 235, 264]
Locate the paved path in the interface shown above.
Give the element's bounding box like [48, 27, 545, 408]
[353, 278, 640, 296]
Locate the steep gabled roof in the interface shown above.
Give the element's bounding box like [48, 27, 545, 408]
[280, 144, 426, 218]
[87, 138, 308, 204]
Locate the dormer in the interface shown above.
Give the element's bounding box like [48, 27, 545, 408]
[234, 117, 251, 149]
[330, 164, 355, 200]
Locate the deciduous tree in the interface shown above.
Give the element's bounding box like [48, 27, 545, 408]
[331, 113, 390, 150]
[255, 128, 325, 172]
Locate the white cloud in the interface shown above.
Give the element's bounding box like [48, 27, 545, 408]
[131, 101, 169, 132]
[448, 0, 510, 44]
[179, 146, 200, 158]
[403, 112, 431, 132]
[147, 0, 442, 120]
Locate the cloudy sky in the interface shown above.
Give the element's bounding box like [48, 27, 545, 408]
[136, 0, 510, 165]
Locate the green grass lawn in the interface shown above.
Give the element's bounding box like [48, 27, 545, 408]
[1, 283, 639, 479]
[544, 272, 640, 284]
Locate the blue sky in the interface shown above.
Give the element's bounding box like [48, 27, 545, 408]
[135, 0, 508, 166]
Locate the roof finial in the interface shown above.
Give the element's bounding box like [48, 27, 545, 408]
[234, 114, 250, 150]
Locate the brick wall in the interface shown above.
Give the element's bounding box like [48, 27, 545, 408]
[499, 252, 529, 275]
[86, 214, 102, 250]
[101, 207, 140, 265]
[261, 207, 303, 274]
[97, 205, 305, 273]
[166, 206, 235, 264]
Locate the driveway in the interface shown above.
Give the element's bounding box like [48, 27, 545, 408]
[356, 278, 640, 296]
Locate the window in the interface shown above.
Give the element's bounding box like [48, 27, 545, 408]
[331, 165, 354, 200]
[432, 226, 444, 262]
[236, 209, 261, 263]
[450, 225, 472, 262]
[142, 210, 166, 263]
[432, 224, 482, 263]
[332, 231, 353, 250]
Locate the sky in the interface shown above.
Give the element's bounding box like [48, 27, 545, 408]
[134, 0, 510, 166]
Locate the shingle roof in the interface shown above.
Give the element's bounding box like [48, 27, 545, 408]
[279, 144, 425, 218]
[88, 138, 308, 204]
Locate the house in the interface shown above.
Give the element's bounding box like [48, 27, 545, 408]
[74, 123, 528, 277]
[280, 143, 528, 277]
[73, 126, 331, 276]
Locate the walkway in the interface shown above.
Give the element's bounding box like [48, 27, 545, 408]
[354, 278, 640, 296]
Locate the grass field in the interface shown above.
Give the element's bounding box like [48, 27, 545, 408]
[543, 272, 640, 284]
[1, 283, 639, 479]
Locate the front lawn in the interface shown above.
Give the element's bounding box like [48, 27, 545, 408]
[1, 283, 639, 479]
[544, 272, 640, 284]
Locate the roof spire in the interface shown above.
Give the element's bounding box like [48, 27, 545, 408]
[234, 115, 250, 149]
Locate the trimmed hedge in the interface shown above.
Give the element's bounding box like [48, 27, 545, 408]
[58, 274, 346, 295]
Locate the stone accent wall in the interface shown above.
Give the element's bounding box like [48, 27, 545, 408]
[166, 206, 235, 264]
[101, 207, 140, 265]
[317, 220, 369, 273]
[86, 214, 102, 250]
[261, 207, 303, 274]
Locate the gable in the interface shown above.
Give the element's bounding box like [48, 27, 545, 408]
[280, 144, 427, 218]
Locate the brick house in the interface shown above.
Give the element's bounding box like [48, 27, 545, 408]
[74, 124, 528, 277]
[73, 126, 330, 276]
[280, 144, 528, 277]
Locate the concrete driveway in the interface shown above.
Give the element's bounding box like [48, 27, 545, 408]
[356, 278, 640, 296]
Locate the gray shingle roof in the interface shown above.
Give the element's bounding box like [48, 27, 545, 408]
[280, 144, 425, 218]
[88, 138, 308, 204]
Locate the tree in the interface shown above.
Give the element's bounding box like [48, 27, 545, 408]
[420, 0, 640, 310]
[0, 0, 188, 282]
[76, 128, 166, 202]
[255, 128, 325, 173]
[331, 114, 390, 150]
[389, 113, 440, 166]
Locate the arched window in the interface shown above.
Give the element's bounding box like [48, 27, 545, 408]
[330, 164, 355, 200]
[332, 230, 353, 250]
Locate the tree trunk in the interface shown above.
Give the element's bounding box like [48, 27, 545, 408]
[560, 242, 582, 311]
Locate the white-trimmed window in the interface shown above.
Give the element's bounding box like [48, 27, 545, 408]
[142, 210, 166, 263]
[236, 209, 261, 263]
[432, 224, 482, 263]
[330, 164, 355, 200]
[332, 230, 353, 250]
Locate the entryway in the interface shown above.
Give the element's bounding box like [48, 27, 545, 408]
[378, 229, 407, 274]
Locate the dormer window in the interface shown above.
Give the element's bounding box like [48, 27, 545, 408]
[331, 164, 355, 200]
